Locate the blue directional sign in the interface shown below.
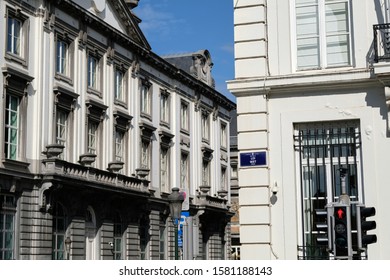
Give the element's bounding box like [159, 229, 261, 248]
[240, 151, 267, 167]
[178, 211, 190, 248]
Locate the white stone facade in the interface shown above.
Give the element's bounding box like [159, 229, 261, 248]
[228, 0, 390, 259]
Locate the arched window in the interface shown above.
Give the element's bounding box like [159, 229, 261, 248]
[85, 206, 98, 260]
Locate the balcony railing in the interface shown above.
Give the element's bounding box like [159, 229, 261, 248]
[373, 24, 390, 62]
[42, 158, 149, 194]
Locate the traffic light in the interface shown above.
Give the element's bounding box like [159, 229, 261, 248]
[358, 206, 377, 249]
[333, 205, 351, 257]
[314, 208, 331, 250]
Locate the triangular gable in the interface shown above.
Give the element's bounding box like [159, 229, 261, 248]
[73, 0, 150, 49]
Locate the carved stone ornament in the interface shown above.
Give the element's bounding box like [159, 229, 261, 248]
[79, 153, 97, 166]
[45, 144, 65, 159]
[107, 161, 124, 173]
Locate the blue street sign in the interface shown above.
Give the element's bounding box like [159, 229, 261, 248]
[178, 212, 190, 248]
[240, 151, 267, 167]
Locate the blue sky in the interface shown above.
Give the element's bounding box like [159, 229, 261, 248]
[135, 0, 236, 102]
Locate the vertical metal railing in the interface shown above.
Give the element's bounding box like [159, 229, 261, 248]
[373, 24, 390, 62]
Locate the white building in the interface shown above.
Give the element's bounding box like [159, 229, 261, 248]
[228, 0, 390, 259]
[0, 0, 235, 260]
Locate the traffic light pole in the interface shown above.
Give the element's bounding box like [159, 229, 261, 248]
[332, 168, 353, 260]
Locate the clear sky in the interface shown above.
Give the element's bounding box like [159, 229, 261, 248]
[135, 0, 236, 102]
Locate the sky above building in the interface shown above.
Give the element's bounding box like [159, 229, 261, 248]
[135, 0, 236, 102]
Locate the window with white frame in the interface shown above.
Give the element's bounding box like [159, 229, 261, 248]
[140, 80, 152, 117]
[294, 121, 362, 259]
[4, 94, 20, 160]
[180, 152, 190, 190]
[295, 0, 351, 70]
[201, 111, 210, 142]
[55, 31, 75, 83]
[180, 101, 189, 132]
[85, 101, 106, 167]
[115, 129, 124, 162]
[3, 69, 32, 162]
[56, 109, 68, 159]
[160, 147, 170, 193]
[6, 9, 29, 64]
[220, 166, 227, 191]
[220, 122, 227, 149]
[7, 16, 22, 56]
[160, 90, 170, 125]
[52, 202, 67, 260]
[87, 120, 99, 155]
[140, 139, 151, 170]
[202, 160, 210, 186]
[114, 69, 124, 102]
[0, 194, 16, 260]
[87, 54, 98, 89]
[56, 40, 68, 76]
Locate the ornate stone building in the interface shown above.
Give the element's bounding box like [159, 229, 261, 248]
[0, 0, 235, 260]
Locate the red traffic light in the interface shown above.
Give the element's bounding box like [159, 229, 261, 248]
[336, 207, 345, 219]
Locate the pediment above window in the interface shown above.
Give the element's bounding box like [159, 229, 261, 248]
[86, 98, 108, 121]
[139, 120, 156, 140]
[54, 85, 79, 111]
[2, 65, 34, 96]
[201, 144, 214, 162]
[114, 109, 133, 131]
[159, 129, 174, 148]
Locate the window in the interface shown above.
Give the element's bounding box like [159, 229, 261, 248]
[220, 122, 227, 149]
[53, 86, 78, 161]
[113, 213, 123, 260]
[180, 101, 189, 132]
[115, 130, 124, 162]
[180, 152, 190, 190]
[87, 120, 98, 155]
[140, 80, 152, 117]
[140, 140, 151, 170]
[6, 9, 28, 65]
[201, 111, 210, 142]
[0, 194, 16, 260]
[295, 0, 351, 69]
[56, 109, 68, 151]
[220, 166, 227, 191]
[7, 17, 21, 56]
[85, 100, 106, 167]
[88, 55, 98, 89]
[160, 147, 170, 193]
[159, 218, 166, 260]
[3, 67, 32, 163]
[4, 94, 20, 160]
[160, 90, 170, 125]
[202, 160, 210, 186]
[294, 121, 361, 259]
[85, 206, 98, 260]
[56, 40, 68, 75]
[114, 69, 124, 101]
[52, 202, 67, 260]
[231, 164, 238, 179]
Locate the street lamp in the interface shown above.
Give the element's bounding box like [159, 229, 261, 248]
[168, 187, 185, 260]
[65, 236, 71, 260]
